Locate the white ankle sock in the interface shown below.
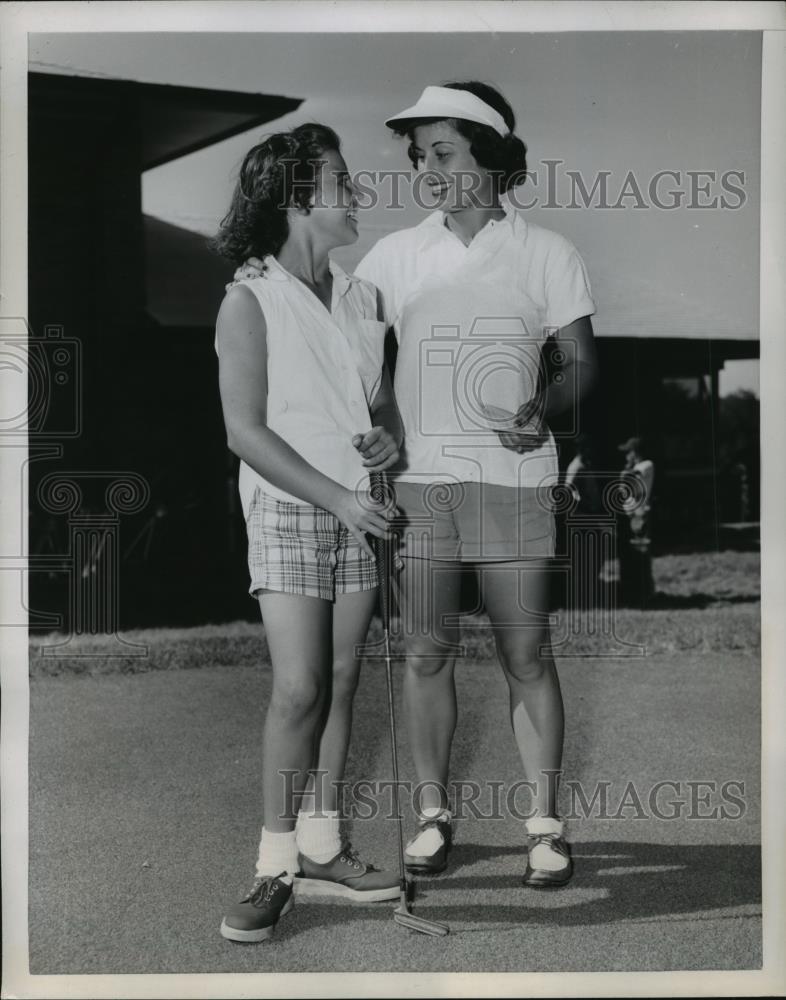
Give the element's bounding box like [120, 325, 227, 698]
[526, 816, 569, 872]
[295, 810, 341, 863]
[407, 807, 451, 857]
[255, 827, 300, 878]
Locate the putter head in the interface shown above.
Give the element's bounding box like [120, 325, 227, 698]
[393, 906, 449, 937]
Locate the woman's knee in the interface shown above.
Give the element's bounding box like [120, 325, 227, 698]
[331, 656, 361, 700]
[499, 642, 554, 685]
[404, 643, 455, 680]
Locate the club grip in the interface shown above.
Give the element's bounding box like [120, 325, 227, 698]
[370, 472, 393, 629]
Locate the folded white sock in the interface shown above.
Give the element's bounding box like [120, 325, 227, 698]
[407, 808, 451, 858]
[295, 809, 341, 863]
[526, 816, 569, 872]
[422, 806, 450, 821]
[255, 827, 300, 878]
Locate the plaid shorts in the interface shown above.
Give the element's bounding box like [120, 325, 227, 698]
[246, 487, 378, 601]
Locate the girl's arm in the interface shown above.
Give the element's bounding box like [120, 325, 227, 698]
[217, 284, 390, 555]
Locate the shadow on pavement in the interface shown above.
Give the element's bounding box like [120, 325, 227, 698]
[408, 839, 763, 928]
[251, 839, 761, 943]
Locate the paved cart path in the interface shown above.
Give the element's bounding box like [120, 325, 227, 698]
[29, 648, 761, 974]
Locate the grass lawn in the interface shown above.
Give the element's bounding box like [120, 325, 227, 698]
[29, 550, 760, 676]
[651, 550, 760, 599]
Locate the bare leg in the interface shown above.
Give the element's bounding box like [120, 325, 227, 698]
[309, 588, 378, 814]
[396, 557, 464, 814]
[258, 592, 332, 832]
[479, 560, 564, 818]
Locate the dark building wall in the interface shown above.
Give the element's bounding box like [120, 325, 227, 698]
[552, 337, 759, 542]
[29, 74, 145, 472]
[27, 77, 252, 629]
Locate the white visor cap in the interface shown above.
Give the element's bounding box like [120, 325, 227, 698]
[384, 85, 509, 138]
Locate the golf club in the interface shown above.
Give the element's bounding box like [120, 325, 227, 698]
[371, 473, 450, 938]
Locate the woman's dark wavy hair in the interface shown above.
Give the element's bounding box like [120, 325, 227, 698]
[210, 122, 341, 265]
[391, 81, 527, 193]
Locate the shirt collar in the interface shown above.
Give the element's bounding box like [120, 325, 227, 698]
[420, 196, 526, 241]
[329, 258, 358, 299]
[501, 195, 528, 238]
[260, 255, 356, 298]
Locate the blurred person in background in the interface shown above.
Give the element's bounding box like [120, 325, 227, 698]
[617, 436, 655, 606]
[564, 433, 603, 517]
[564, 433, 605, 607]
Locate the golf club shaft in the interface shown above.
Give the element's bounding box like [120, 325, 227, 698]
[383, 627, 408, 906]
[370, 472, 409, 908]
[371, 473, 450, 937]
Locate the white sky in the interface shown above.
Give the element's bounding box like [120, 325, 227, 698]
[30, 30, 762, 394]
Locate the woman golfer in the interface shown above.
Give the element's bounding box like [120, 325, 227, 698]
[213, 123, 401, 942]
[355, 82, 599, 886]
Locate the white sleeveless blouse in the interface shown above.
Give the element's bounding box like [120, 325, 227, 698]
[224, 256, 385, 514]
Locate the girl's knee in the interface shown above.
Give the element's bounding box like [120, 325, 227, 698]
[271, 674, 326, 723]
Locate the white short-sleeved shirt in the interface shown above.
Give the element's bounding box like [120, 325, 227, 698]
[355, 199, 596, 488]
[221, 256, 385, 513]
[622, 459, 655, 513]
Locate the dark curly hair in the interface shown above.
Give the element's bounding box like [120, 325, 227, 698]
[390, 81, 527, 193]
[210, 122, 341, 265]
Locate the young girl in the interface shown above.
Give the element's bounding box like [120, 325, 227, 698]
[355, 83, 599, 886]
[213, 123, 401, 942]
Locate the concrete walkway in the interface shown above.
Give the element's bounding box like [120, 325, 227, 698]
[28, 648, 761, 974]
